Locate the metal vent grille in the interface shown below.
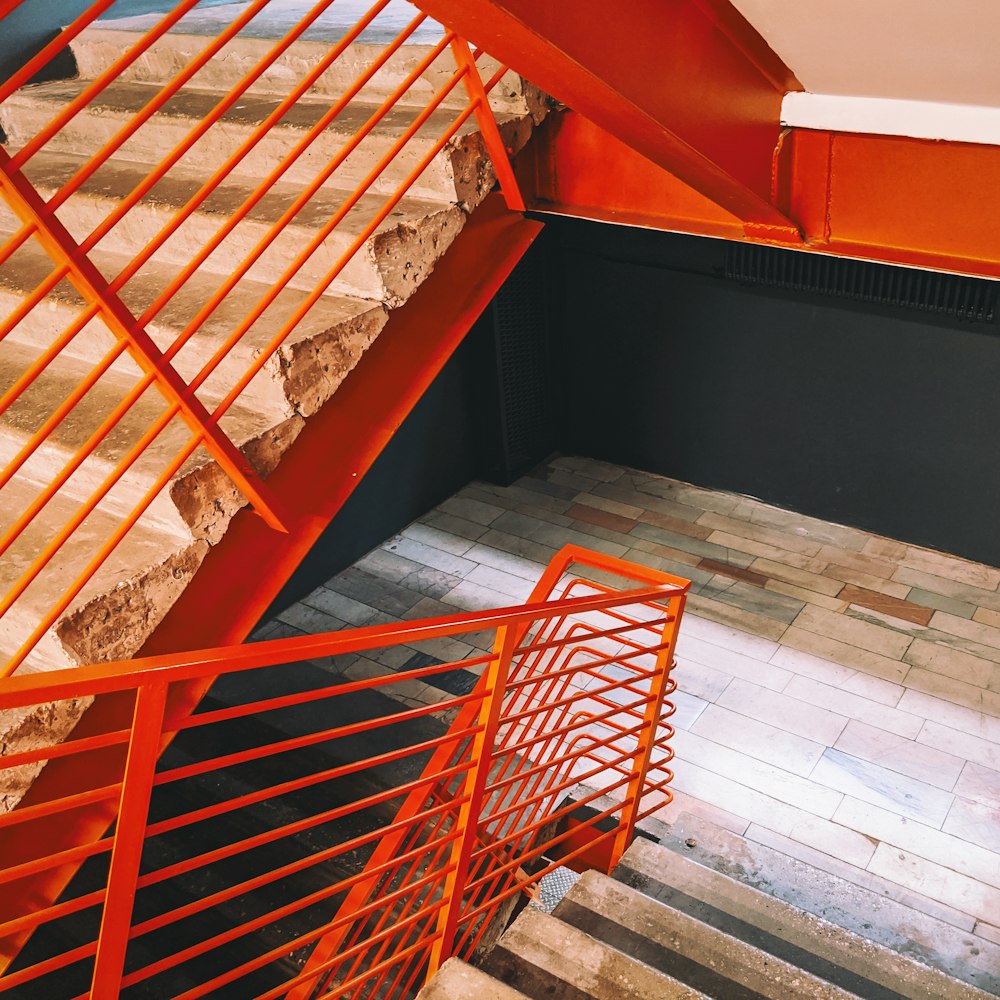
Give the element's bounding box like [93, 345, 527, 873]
[492, 249, 552, 481]
[725, 244, 997, 323]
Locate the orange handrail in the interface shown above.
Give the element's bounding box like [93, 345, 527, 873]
[0, 0, 527, 677]
[0, 544, 688, 997]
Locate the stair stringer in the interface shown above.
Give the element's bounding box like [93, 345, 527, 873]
[0, 193, 544, 973]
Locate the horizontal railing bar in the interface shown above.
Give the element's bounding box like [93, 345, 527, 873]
[0, 880, 105, 940]
[156, 689, 481, 787]
[146, 725, 479, 847]
[130, 794, 465, 943]
[172, 651, 495, 733]
[0, 582, 683, 706]
[0, 724, 131, 773]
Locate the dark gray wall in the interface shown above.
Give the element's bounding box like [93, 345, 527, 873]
[549, 219, 1000, 566]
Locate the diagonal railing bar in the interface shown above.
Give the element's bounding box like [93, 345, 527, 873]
[0, 147, 287, 532]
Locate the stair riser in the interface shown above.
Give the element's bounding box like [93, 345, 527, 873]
[71, 32, 540, 120]
[1, 101, 469, 206]
[0, 293, 293, 421]
[24, 187, 465, 305]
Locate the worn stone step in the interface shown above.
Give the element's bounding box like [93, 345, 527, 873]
[0, 78, 531, 210]
[6, 149, 466, 304]
[617, 834, 996, 999]
[69, 29, 546, 121]
[0, 232, 389, 420]
[417, 958, 531, 1000]
[556, 868, 860, 999]
[484, 906, 710, 1000]
[0, 336, 302, 545]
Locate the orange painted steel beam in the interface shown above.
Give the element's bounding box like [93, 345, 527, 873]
[526, 110, 1000, 280]
[412, 0, 801, 238]
[0, 193, 543, 965]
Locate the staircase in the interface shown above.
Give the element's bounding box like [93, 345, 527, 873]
[0, 7, 546, 808]
[420, 811, 999, 1000]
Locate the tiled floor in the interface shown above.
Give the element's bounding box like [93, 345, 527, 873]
[256, 454, 1000, 950]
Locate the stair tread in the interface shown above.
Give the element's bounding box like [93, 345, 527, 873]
[0, 471, 196, 672]
[417, 958, 531, 999]
[0, 230, 388, 418]
[557, 868, 861, 999]
[486, 906, 710, 1000]
[618, 834, 995, 999]
[16, 147, 460, 240]
[2, 77, 488, 146]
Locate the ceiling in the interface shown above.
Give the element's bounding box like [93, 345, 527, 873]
[729, 1, 1000, 143]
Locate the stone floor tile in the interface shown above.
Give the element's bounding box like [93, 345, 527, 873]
[573, 492, 644, 520]
[668, 757, 816, 837]
[903, 638, 998, 688]
[627, 472, 743, 516]
[839, 585, 933, 626]
[684, 593, 789, 642]
[624, 545, 708, 581]
[464, 564, 535, 602]
[973, 607, 1000, 629]
[864, 536, 909, 561]
[899, 690, 1000, 742]
[716, 677, 849, 746]
[743, 824, 977, 932]
[593, 481, 704, 523]
[669, 690, 710, 730]
[824, 563, 911, 598]
[833, 719, 966, 791]
[568, 502, 637, 535]
[680, 614, 780, 660]
[955, 761, 1000, 807]
[942, 795, 1000, 855]
[835, 797, 1000, 889]
[703, 530, 826, 570]
[748, 815, 877, 869]
[780, 626, 909, 684]
[439, 494, 506, 526]
[900, 547, 1000, 591]
[629, 521, 756, 568]
[975, 921, 1000, 946]
[907, 588, 978, 620]
[783, 676, 920, 738]
[891, 566, 1000, 612]
[793, 605, 912, 660]
[868, 843, 1000, 923]
[652, 786, 750, 835]
[749, 558, 845, 597]
[695, 511, 823, 557]
[731, 501, 870, 552]
[697, 577, 804, 625]
[419, 509, 489, 544]
[401, 522, 477, 558]
[673, 656, 733, 702]
[300, 587, 379, 627]
[551, 455, 625, 483]
[902, 668, 1000, 718]
[278, 600, 356, 633]
[811, 749, 954, 827]
[676, 634, 791, 691]
[491, 509, 629, 559]
[672, 728, 843, 817]
[763, 579, 844, 611]
[930, 609, 1000, 651]
[690, 704, 825, 776]
[768, 645, 856, 686]
[837, 671, 907, 707]
[817, 546, 896, 580]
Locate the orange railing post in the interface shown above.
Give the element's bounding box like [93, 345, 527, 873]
[90, 681, 167, 998]
[426, 623, 519, 978]
[611, 591, 686, 866]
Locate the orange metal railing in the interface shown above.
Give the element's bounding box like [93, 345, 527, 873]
[0, 0, 525, 677]
[0, 545, 688, 998]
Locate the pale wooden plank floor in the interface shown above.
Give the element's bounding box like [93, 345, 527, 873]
[256, 455, 1000, 950]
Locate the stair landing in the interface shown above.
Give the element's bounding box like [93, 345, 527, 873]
[263, 454, 1000, 968]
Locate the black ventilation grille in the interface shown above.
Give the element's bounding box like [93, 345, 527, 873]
[490, 249, 552, 483]
[725, 244, 997, 324]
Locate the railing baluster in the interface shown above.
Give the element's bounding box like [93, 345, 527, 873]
[611, 593, 686, 866]
[449, 38, 527, 213]
[426, 622, 520, 979]
[90, 681, 168, 1000]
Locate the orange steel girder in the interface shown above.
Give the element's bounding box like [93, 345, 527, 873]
[413, 0, 802, 239]
[522, 110, 1000, 280]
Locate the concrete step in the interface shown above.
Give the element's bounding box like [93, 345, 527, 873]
[555, 868, 860, 999]
[69, 28, 547, 122]
[5, 149, 467, 305]
[484, 906, 711, 1000]
[0, 233, 389, 420]
[418, 958, 531, 1000]
[617, 833, 996, 999]
[0, 336, 303, 542]
[0, 79, 533, 209]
